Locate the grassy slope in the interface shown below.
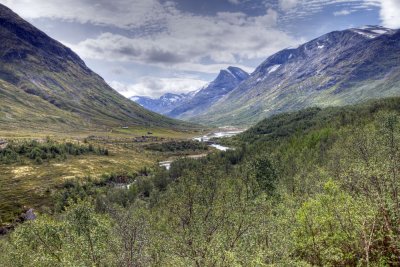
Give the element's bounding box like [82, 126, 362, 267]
[195, 31, 400, 127]
[196, 75, 400, 127]
[0, 127, 203, 224]
[0, 4, 196, 132]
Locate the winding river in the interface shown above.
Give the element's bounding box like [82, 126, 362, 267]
[159, 128, 245, 170]
[120, 129, 245, 188]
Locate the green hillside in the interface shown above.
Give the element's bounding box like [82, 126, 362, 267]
[0, 4, 193, 132]
[3, 97, 400, 265]
[195, 28, 400, 126]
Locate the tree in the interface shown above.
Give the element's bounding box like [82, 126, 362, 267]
[295, 180, 375, 266]
[247, 153, 277, 196]
[3, 201, 116, 266]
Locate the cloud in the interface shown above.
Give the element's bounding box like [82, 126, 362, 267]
[109, 77, 208, 98]
[279, 0, 299, 10]
[379, 0, 400, 28]
[0, 0, 169, 29]
[227, 0, 241, 4]
[279, 0, 380, 21]
[1, 0, 300, 73]
[66, 7, 298, 71]
[333, 9, 353, 16]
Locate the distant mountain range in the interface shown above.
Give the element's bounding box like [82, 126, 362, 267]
[131, 66, 249, 118]
[0, 4, 191, 132]
[133, 25, 400, 126]
[130, 91, 198, 115]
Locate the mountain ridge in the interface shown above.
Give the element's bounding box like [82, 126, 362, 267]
[0, 3, 192, 131]
[166, 66, 249, 118]
[194, 25, 400, 125]
[130, 66, 249, 118]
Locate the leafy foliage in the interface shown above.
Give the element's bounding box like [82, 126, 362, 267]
[3, 97, 400, 266]
[0, 139, 108, 164]
[144, 140, 208, 152]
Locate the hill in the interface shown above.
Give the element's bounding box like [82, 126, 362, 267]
[167, 66, 249, 118]
[196, 26, 400, 126]
[3, 96, 400, 265]
[0, 4, 192, 132]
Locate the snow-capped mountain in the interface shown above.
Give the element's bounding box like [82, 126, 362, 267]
[195, 25, 400, 125]
[130, 91, 197, 115]
[131, 66, 249, 117]
[167, 66, 249, 118]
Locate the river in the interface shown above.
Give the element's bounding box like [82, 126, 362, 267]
[159, 128, 245, 170]
[120, 128, 245, 188]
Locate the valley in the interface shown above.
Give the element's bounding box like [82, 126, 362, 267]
[0, 126, 210, 226]
[0, 125, 245, 229]
[1, 1, 400, 266]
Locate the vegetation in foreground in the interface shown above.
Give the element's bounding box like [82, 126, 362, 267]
[2, 97, 400, 266]
[0, 127, 200, 227]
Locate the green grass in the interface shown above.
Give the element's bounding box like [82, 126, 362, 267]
[0, 126, 207, 225]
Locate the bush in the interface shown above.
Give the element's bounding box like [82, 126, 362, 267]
[144, 140, 208, 152]
[0, 139, 109, 164]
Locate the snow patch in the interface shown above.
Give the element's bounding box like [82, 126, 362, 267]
[226, 68, 237, 79]
[352, 30, 377, 39]
[371, 29, 388, 34]
[351, 26, 392, 39]
[318, 45, 324, 49]
[268, 64, 281, 74]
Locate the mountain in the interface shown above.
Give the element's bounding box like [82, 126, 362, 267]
[0, 4, 191, 132]
[195, 26, 400, 126]
[166, 66, 249, 118]
[130, 91, 198, 115]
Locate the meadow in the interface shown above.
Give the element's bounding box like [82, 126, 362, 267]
[0, 126, 206, 226]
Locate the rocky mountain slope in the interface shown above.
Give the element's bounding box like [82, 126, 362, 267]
[166, 66, 249, 118]
[196, 26, 400, 126]
[0, 4, 191, 132]
[131, 66, 248, 118]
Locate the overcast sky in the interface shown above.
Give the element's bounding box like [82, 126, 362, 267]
[1, 0, 400, 98]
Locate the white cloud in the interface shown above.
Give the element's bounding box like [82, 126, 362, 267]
[109, 77, 208, 98]
[1, 0, 300, 73]
[279, 0, 299, 10]
[333, 9, 353, 16]
[279, 0, 381, 21]
[379, 0, 400, 28]
[0, 0, 169, 29]
[65, 7, 298, 71]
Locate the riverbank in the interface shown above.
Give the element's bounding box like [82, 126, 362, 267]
[158, 127, 245, 169]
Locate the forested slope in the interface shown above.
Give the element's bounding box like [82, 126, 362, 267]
[2, 97, 400, 266]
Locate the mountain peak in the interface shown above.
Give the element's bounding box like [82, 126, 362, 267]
[131, 92, 195, 115]
[215, 67, 249, 85]
[0, 3, 88, 70]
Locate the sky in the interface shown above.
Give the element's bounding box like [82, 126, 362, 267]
[1, 0, 400, 98]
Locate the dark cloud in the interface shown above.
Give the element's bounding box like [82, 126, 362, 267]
[145, 49, 185, 64]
